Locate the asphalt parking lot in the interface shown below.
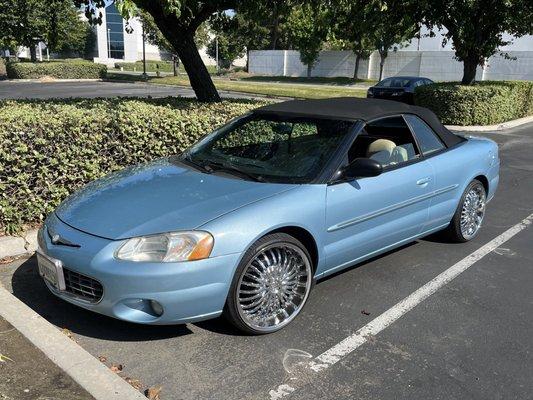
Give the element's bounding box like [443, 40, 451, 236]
[0, 80, 261, 100]
[1, 123, 532, 400]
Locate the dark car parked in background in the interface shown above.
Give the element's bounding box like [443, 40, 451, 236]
[367, 76, 434, 104]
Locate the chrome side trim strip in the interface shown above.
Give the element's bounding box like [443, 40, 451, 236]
[327, 184, 459, 232]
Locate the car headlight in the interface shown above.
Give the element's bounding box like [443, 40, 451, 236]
[391, 91, 402, 96]
[115, 231, 214, 262]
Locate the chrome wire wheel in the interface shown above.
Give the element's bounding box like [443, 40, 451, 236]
[236, 243, 312, 333]
[460, 183, 486, 240]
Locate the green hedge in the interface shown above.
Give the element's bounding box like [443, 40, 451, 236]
[115, 60, 174, 72]
[414, 81, 533, 126]
[113, 61, 220, 74]
[0, 97, 266, 234]
[6, 61, 107, 79]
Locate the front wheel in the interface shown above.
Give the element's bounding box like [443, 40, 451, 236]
[224, 233, 313, 334]
[445, 179, 487, 242]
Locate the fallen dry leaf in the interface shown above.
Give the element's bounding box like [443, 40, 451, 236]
[61, 328, 74, 339]
[0, 354, 14, 363]
[0, 256, 20, 264]
[364, 333, 377, 343]
[98, 355, 107, 363]
[145, 386, 162, 400]
[110, 364, 124, 373]
[125, 377, 143, 391]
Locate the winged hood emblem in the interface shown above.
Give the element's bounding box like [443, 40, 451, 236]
[47, 227, 80, 248]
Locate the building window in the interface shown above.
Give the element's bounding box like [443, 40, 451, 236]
[106, 3, 124, 59]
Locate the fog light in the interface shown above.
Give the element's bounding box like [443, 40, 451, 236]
[150, 300, 164, 317]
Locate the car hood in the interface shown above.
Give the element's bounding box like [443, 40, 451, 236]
[55, 158, 295, 240]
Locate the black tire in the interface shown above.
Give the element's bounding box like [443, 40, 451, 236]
[444, 179, 487, 242]
[224, 233, 314, 335]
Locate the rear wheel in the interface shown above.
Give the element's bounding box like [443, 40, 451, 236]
[224, 233, 313, 334]
[445, 179, 487, 242]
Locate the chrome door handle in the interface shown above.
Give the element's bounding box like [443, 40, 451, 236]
[416, 177, 431, 186]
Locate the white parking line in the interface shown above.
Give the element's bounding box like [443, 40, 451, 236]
[269, 213, 533, 399]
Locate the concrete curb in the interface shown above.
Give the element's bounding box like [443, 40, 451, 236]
[446, 115, 533, 132]
[0, 284, 147, 400]
[3, 78, 103, 83]
[0, 229, 38, 259]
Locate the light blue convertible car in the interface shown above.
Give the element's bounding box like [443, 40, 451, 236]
[37, 98, 499, 334]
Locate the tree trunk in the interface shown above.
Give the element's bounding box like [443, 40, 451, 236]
[172, 33, 220, 102]
[270, 26, 279, 50]
[29, 45, 37, 62]
[461, 58, 478, 85]
[307, 64, 312, 78]
[270, 13, 280, 49]
[378, 52, 387, 81]
[353, 54, 361, 79]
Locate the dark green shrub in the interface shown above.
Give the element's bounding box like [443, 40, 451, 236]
[0, 97, 268, 234]
[414, 81, 533, 126]
[6, 61, 107, 79]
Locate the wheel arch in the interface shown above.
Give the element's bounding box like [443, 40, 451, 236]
[264, 226, 319, 273]
[473, 174, 489, 195]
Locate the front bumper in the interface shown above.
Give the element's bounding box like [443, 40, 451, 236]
[39, 213, 242, 325]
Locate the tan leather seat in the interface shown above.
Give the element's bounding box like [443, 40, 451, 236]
[367, 139, 396, 164]
[367, 139, 396, 156]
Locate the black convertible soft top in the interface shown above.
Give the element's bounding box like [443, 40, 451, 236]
[253, 97, 464, 148]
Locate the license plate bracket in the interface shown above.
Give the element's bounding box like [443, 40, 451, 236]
[37, 251, 66, 291]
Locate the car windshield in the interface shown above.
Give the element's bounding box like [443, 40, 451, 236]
[178, 114, 357, 183]
[376, 77, 413, 88]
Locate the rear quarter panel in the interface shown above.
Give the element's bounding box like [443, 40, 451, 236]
[425, 136, 499, 229]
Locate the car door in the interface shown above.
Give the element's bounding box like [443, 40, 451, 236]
[403, 114, 459, 231]
[321, 116, 435, 276]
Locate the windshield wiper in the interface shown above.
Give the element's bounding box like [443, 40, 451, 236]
[182, 154, 213, 174]
[206, 160, 265, 182]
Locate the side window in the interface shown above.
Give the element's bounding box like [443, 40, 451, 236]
[348, 116, 421, 168]
[404, 115, 445, 155]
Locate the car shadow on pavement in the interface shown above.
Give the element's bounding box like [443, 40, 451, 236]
[10, 256, 196, 341]
[419, 230, 456, 244]
[317, 241, 417, 283]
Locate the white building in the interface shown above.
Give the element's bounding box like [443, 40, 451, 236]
[93, 3, 217, 66]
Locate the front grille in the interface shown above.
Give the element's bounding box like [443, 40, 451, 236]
[63, 268, 103, 303]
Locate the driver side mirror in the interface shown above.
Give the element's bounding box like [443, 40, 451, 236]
[342, 158, 383, 180]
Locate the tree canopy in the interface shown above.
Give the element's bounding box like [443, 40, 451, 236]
[287, 3, 329, 77]
[366, 0, 420, 81]
[0, 0, 93, 60]
[423, 0, 533, 84]
[330, 0, 375, 79]
[207, 13, 247, 70]
[0, 0, 48, 60]
[46, 0, 94, 57]
[238, 0, 295, 50]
